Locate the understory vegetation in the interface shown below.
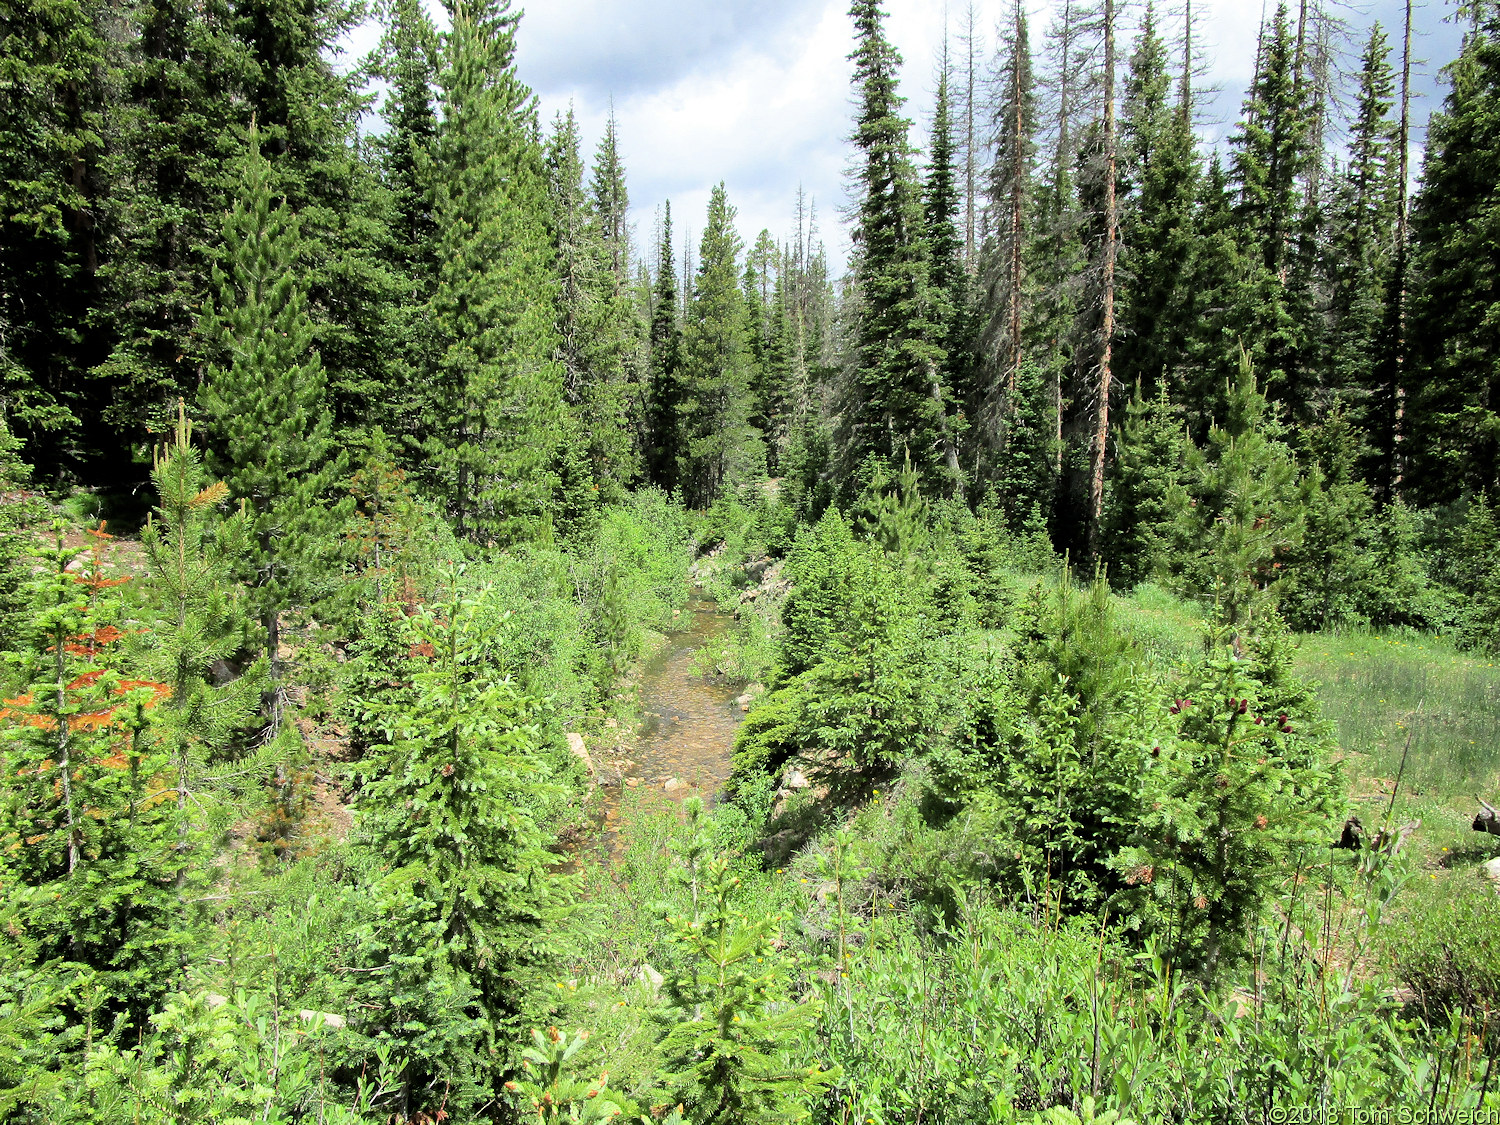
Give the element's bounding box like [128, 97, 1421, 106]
[7, 0, 1500, 1119]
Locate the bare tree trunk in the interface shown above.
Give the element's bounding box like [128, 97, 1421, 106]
[1006, 0, 1026, 398]
[1392, 0, 1413, 493]
[963, 1, 979, 272]
[1087, 0, 1118, 564]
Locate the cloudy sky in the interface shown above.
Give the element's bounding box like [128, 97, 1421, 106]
[342, 1, 1465, 275]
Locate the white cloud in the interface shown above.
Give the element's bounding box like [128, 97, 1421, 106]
[338, 0, 1463, 276]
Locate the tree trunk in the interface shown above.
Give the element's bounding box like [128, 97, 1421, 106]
[1006, 0, 1026, 398]
[1087, 0, 1118, 564]
[1392, 0, 1412, 494]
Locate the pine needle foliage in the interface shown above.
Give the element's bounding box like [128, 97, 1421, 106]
[198, 125, 348, 691]
[354, 580, 569, 1114]
[137, 402, 267, 851]
[0, 527, 187, 1022]
[658, 858, 834, 1124]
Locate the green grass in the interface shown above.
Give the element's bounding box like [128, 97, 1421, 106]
[1295, 629, 1500, 799]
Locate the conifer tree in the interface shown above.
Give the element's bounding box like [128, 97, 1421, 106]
[679, 184, 755, 508]
[0, 0, 114, 474]
[198, 128, 347, 701]
[1321, 23, 1398, 423]
[646, 202, 686, 492]
[546, 107, 634, 502]
[992, 361, 1060, 532]
[927, 60, 971, 493]
[1027, 0, 1089, 503]
[1104, 381, 1183, 587]
[424, 0, 563, 541]
[841, 0, 955, 496]
[355, 585, 567, 1116]
[1079, 0, 1122, 564]
[1368, 0, 1416, 500]
[1117, 2, 1201, 402]
[977, 0, 1036, 481]
[137, 404, 265, 868]
[1165, 349, 1304, 641]
[1408, 4, 1500, 501]
[0, 527, 186, 1021]
[1228, 3, 1319, 419]
[97, 0, 239, 455]
[1280, 412, 1378, 630]
[591, 108, 630, 286]
[1177, 154, 1247, 433]
[374, 0, 442, 458]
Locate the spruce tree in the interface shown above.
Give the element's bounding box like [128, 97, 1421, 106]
[992, 361, 1060, 533]
[1165, 349, 1304, 642]
[546, 107, 633, 503]
[97, 0, 240, 456]
[1104, 381, 1183, 587]
[423, 0, 563, 541]
[1280, 412, 1378, 631]
[679, 184, 755, 508]
[1408, 4, 1500, 501]
[926, 61, 971, 493]
[646, 201, 686, 493]
[1327, 24, 1398, 406]
[840, 0, 955, 496]
[1227, 3, 1319, 420]
[590, 108, 630, 285]
[976, 0, 1036, 486]
[0, 0, 114, 474]
[355, 586, 567, 1116]
[374, 0, 442, 459]
[0, 527, 187, 1022]
[1116, 2, 1202, 403]
[198, 128, 347, 701]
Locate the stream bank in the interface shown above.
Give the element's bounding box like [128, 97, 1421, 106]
[587, 586, 745, 853]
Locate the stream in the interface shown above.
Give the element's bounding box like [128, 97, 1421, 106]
[589, 586, 744, 853]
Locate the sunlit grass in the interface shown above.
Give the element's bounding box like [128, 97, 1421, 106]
[1296, 629, 1500, 799]
[1103, 582, 1500, 803]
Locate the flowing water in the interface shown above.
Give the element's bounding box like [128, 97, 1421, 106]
[589, 587, 743, 854]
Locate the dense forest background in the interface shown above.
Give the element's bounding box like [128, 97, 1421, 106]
[5, 0, 1500, 1119]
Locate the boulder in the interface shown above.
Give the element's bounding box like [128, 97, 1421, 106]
[1483, 857, 1500, 893]
[566, 732, 593, 776]
[624, 777, 642, 788]
[664, 777, 688, 792]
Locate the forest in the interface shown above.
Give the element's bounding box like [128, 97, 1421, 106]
[3, 0, 1500, 1118]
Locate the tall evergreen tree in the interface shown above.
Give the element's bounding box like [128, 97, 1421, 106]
[680, 184, 755, 508]
[977, 0, 1036, 479]
[423, 0, 563, 541]
[0, 0, 114, 475]
[1027, 0, 1089, 509]
[1368, 0, 1416, 500]
[1116, 2, 1201, 403]
[546, 107, 634, 501]
[197, 129, 347, 701]
[138, 403, 265, 878]
[841, 0, 956, 496]
[591, 107, 630, 286]
[374, 0, 442, 459]
[1407, 4, 1500, 501]
[646, 202, 685, 493]
[1228, 3, 1319, 419]
[1326, 24, 1398, 406]
[925, 56, 971, 493]
[1104, 381, 1183, 586]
